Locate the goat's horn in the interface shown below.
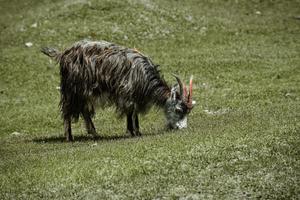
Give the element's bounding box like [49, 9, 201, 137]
[188, 75, 193, 106]
[183, 83, 188, 99]
[172, 74, 184, 97]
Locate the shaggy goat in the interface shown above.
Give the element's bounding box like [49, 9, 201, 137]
[41, 40, 194, 141]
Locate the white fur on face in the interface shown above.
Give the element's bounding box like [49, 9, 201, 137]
[176, 116, 187, 129]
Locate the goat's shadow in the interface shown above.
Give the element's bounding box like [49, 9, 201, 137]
[33, 134, 131, 143]
[32, 129, 169, 143]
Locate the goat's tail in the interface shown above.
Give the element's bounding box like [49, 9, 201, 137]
[41, 47, 61, 62]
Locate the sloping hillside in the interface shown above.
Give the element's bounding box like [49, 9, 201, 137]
[0, 0, 299, 199]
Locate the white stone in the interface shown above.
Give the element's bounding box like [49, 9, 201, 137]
[31, 23, 37, 28]
[91, 143, 98, 146]
[11, 132, 21, 136]
[25, 42, 33, 47]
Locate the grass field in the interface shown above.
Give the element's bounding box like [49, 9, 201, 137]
[0, 0, 299, 199]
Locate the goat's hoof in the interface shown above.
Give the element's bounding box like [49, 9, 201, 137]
[126, 130, 132, 135]
[127, 130, 142, 137]
[134, 131, 142, 137]
[66, 136, 74, 142]
[88, 131, 98, 136]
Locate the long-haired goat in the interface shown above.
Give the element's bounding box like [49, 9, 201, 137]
[41, 40, 194, 141]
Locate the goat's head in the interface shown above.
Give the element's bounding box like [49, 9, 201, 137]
[165, 75, 195, 129]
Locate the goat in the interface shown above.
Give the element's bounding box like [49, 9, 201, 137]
[41, 40, 194, 141]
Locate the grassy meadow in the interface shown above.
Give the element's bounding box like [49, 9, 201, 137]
[0, 0, 299, 199]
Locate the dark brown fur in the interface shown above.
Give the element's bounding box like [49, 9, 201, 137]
[42, 40, 192, 141]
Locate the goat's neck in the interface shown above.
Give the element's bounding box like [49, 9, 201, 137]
[153, 85, 171, 107]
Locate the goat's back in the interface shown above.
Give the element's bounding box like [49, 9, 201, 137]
[58, 40, 168, 117]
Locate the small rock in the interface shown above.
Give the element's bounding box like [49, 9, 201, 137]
[30, 23, 38, 28]
[185, 15, 193, 22]
[200, 27, 207, 35]
[25, 42, 33, 47]
[293, 16, 300, 20]
[255, 11, 261, 15]
[11, 132, 21, 136]
[20, 27, 26, 32]
[285, 93, 295, 98]
[204, 108, 229, 115]
[91, 143, 98, 147]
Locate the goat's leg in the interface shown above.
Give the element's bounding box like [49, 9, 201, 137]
[126, 112, 134, 136]
[64, 117, 73, 142]
[132, 112, 141, 136]
[127, 107, 141, 136]
[82, 111, 97, 136]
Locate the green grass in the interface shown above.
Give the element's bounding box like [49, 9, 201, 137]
[0, 0, 299, 199]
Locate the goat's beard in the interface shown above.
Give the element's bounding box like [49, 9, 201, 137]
[176, 116, 187, 129]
